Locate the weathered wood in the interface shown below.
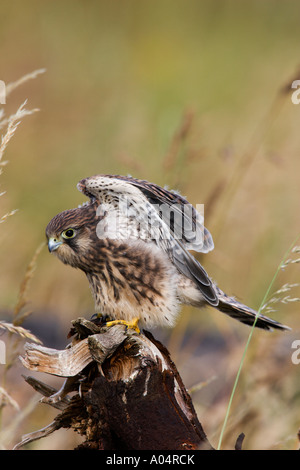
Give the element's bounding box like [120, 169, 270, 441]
[19, 320, 128, 377]
[15, 318, 213, 450]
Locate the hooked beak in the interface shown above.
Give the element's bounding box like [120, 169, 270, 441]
[48, 237, 63, 253]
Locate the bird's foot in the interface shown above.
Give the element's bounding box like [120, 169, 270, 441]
[105, 317, 140, 334]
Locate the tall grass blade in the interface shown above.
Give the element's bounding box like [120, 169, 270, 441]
[217, 234, 300, 450]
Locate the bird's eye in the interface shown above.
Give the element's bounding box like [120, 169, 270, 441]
[62, 229, 76, 239]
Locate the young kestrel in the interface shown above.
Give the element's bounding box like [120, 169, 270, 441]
[46, 175, 289, 332]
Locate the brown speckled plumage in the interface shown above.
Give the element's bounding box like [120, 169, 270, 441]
[46, 175, 289, 331]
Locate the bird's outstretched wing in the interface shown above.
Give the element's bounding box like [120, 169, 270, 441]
[78, 174, 214, 253]
[127, 176, 214, 253]
[77, 174, 218, 306]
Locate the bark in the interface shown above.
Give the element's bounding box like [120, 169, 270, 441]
[15, 318, 213, 450]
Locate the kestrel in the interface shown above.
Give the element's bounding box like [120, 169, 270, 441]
[46, 175, 289, 332]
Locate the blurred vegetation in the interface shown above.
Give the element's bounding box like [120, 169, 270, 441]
[0, 0, 299, 450]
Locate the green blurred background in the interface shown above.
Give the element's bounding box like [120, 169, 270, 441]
[0, 0, 299, 450]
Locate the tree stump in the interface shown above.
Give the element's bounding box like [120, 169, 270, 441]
[15, 318, 213, 450]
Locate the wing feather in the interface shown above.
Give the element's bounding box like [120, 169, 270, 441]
[122, 176, 214, 253]
[77, 174, 218, 306]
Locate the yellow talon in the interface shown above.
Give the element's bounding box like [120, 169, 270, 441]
[105, 317, 140, 334]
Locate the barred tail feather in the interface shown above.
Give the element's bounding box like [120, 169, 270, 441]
[215, 288, 290, 331]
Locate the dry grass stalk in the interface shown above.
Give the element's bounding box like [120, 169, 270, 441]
[0, 70, 44, 448]
[0, 321, 41, 344]
[5, 68, 46, 99]
[0, 100, 39, 161]
[0, 209, 18, 225]
[188, 375, 217, 395]
[281, 258, 300, 269]
[0, 387, 20, 411]
[0, 99, 39, 225]
[13, 242, 45, 326]
[261, 282, 300, 314]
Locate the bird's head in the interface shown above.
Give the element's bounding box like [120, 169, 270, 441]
[45, 203, 99, 270]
